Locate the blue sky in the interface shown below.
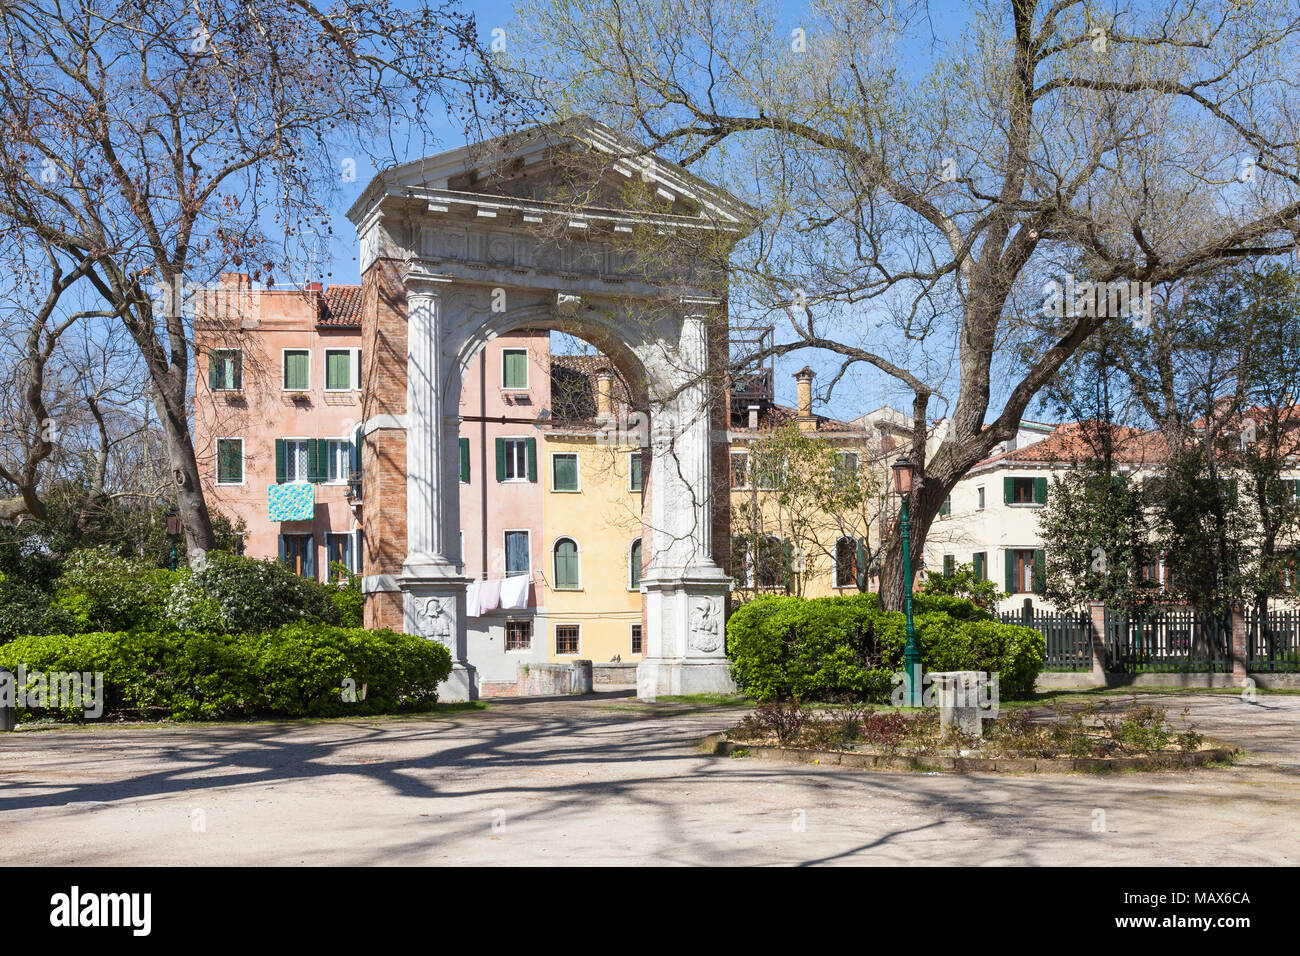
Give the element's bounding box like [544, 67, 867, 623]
[306, 0, 1006, 424]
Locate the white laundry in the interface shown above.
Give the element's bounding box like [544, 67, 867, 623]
[465, 579, 481, 618]
[501, 574, 530, 609]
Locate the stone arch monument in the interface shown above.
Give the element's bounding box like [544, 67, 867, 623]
[346, 118, 754, 701]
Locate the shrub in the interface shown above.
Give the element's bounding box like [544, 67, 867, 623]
[726, 593, 1045, 702]
[0, 579, 77, 644]
[328, 563, 364, 627]
[52, 547, 180, 633]
[0, 626, 452, 721]
[166, 553, 341, 633]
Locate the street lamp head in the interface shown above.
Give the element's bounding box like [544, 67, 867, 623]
[892, 454, 915, 495]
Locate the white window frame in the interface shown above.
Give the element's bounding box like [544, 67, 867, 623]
[326, 532, 358, 579]
[501, 436, 529, 482]
[730, 450, 750, 490]
[833, 535, 857, 589]
[501, 347, 529, 390]
[324, 437, 352, 484]
[550, 451, 581, 493]
[323, 347, 359, 392]
[505, 618, 533, 653]
[211, 348, 243, 391]
[503, 528, 531, 578]
[281, 348, 311, 392]
[628, 538, 643, 591]
[554, 622, 582, 657]
[283, 437, 311, 483]
[215, 437, 244, 486]
[627, 451, 644, 492]
[552, 535, 582, 590]
[630, 622, 644, 657]
[977, 486, 985, 510]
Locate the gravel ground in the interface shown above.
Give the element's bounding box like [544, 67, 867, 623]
[1, 690, 1297, 866]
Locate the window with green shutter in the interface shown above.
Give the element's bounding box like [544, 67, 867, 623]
[553, 538, 580, 589]
[629, 539, 643, 590]
[325, 349, 351, 390]
[1034, 476, 1049, 504]
[552, 453, 579, 491]
[1032, 548, 1046, 593]
[973, 551, 986, 581]
[943, 554, 955, 577]
[502, 348, 528, 389]
[628, 452, 644, 492]
[216, 438, 243, 484]
[283, 350, 309, 390]
[460, 437, 470, 483]
[939, 495, 951, 516]
[210, 349, 242, 390]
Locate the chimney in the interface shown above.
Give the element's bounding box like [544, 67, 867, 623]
[793, 366, 816, 432]
[306, 281, 322, 292]
[595, 370, 613, 419]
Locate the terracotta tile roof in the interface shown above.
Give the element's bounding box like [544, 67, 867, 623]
[317, 285, 363, 327]
[975, 421, 1170, 469]
[748, 402, 859, 433]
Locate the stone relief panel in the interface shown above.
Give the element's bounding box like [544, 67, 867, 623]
[688, 596, 723, 653]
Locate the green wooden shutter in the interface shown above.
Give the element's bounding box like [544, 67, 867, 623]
[973, 551, 985, 581]
[1003, 476, 1014, 504]
[1033, 548, 1046, 594]
[943, 554, 955, 577]
[460, 437, 470, 483]
[1005, 549, 1016, 594]
[1034, 476, 1048, 504]
[495, 437, 505, 481]
[781, 539, 794, 592]
[353, 427, 362, 477]
[939, 495, 951, 516]
[306, 439, 321, 482]
[855, 540, 869, 592]
[208, 352, 219, 390]
[526, 438, 537, 482]
[275, 439, 286, 484]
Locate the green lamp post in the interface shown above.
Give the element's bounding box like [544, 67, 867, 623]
[892, 454, 921, 707]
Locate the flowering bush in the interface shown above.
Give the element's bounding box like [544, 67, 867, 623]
[166, 552, 340, 633]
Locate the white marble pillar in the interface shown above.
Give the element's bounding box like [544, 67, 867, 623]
[399, 267, 475, 700]
[637, 299, 734, 699]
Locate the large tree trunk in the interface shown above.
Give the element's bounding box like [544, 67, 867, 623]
[150, 354, 216, 555]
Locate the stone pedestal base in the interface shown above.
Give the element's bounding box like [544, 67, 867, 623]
[636, 658, 735, 701]
[400, 566, 476, 702]
[932, 670, 988, 737]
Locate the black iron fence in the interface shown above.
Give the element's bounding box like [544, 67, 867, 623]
[997, 607, 1092, 671]
[1104, 610, 1231, 673]
[1246, 609, 1300, 673]
[1002, 602, 1300, 674]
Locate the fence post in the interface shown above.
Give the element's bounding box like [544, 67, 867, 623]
[0, 670, 14, 732]
[1229, 602, 1248, 678]
[1088, 602, 1107, 681]
[1022, 597, 1033, 627]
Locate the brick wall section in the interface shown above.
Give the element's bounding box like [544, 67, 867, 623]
[361, 259, 409, 632]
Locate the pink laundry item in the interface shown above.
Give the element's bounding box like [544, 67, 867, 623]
[477, 578, 502, 613]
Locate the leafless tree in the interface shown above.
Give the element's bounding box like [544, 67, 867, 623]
[0, 0, 507, 554]
[507, 0, 1300, 608]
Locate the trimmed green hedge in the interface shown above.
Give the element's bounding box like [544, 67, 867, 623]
[726, 593, 1044, 702]
[0, 624, 452, 720]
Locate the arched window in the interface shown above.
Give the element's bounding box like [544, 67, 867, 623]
[756, 535, 787, 590]
[553, 537, 580, 590]
[835, 536, 859, 589]
[629, 539, 643, 590]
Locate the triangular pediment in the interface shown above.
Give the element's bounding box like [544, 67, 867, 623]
[347, 117, 757, 233]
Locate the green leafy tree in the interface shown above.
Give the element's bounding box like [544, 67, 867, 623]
[921, 562, 1007, 612]
[732, 425, 879, 599]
